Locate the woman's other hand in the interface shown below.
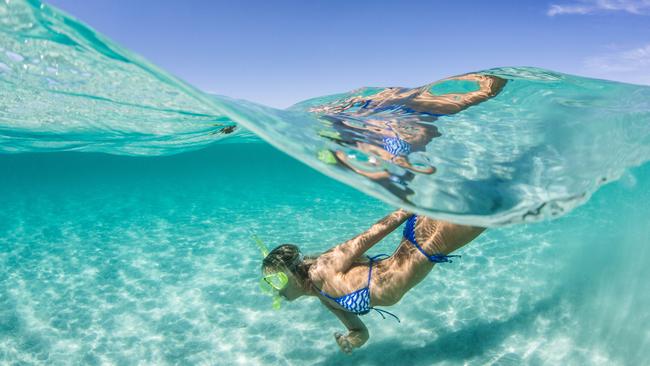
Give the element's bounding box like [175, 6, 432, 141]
[334, 328, 369, 354]
[334, 332, 353, 354]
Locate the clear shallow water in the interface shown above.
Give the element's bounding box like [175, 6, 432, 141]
[1, 143, 649, 365]
[1, 1, 650, 365]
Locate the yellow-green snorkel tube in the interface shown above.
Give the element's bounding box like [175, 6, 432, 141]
[253, 234, 287, 310]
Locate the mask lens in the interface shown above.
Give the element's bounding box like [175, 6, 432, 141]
[259, 275, 286, 310]
[262, 272, 288, 291]
[259, 278, 276, 294]
[259, 272, 289, 310]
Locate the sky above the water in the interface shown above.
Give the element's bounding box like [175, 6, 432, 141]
[46, 0, 650, 108]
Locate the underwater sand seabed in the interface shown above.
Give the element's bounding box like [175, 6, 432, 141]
[2, 145, 649, 365]
[1, 1, 649, 365]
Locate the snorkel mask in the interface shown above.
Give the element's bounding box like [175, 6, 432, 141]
[253, 234, 287, 310]
[317, 149, 337, 165]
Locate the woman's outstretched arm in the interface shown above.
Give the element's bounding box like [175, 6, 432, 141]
[320, 298, 369, 354]
[408, 74, 507, 115]
[333, 150, 391, 180]
[319, 209, 411, 273]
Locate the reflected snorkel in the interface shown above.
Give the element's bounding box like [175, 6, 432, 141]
[252, 234, 287, 310]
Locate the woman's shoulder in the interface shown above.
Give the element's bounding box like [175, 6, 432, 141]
[309, 255, 369, 281]
[307, 258, 327, 289]
[308, 253, 355, 284]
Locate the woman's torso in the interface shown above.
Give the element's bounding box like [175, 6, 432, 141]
[310, 217, 485, 309]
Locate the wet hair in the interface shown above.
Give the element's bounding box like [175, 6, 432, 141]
[262, 244, 311, 280]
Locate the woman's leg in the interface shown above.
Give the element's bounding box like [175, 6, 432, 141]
[375, 216, 484, 304]
[416, 216, 485, 256]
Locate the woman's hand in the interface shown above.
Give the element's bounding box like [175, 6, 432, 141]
[334, 329, 369, 354]
[392, 156, 436, 175]
[334, 332, 353, 354]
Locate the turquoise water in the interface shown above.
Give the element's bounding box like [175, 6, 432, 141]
[2, 144, 649, 365]
[1, 1, 650, 364]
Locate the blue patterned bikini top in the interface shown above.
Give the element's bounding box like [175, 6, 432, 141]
[375, 107, 446, 159]
[382, 136, 412, 158]
[318, 254, 400, 322]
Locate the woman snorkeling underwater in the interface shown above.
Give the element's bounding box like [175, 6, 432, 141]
[258, 209, 485, 354]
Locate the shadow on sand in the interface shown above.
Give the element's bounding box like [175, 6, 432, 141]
[317, 292, 564, 365]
